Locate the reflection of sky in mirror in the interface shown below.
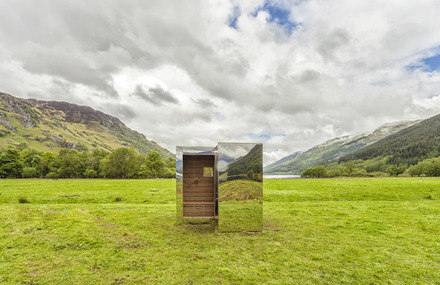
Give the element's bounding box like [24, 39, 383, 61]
[217, 143, 259, 172]
[217, 160, 229, 173]
[176, 146, 215, 173]
[177, 146, 215, 155]
[218, 143, 255, 158]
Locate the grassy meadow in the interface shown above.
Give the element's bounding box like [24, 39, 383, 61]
[0, 178, 439, 284]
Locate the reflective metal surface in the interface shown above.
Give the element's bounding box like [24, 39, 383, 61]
[176, 146, 216, 222]
[217, 143, 263, 232]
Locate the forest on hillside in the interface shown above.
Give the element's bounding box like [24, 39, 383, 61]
[0, 146, 176, 179]
[340, 114, 440, 166]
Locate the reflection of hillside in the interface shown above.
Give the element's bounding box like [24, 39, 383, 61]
[219, 180, 263, 201]
[221, 144, 263, 182]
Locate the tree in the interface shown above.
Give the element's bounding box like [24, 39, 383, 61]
[100, 147, 140, 178]
[423, 159, 440, 177]
[165, 157, 176, 169]
[386, 165, 405, 177]
[39, 152, 56, 177]
[301, 165, 327, 178]
[51, 149, 87, 178]
[86, 149, 108, 177]
[408, 164, 423, 177]
[0, 148, 23, 178]
[145, 151, 165, 178]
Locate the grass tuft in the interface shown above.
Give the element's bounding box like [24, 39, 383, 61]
[114, 196, 123, 202]
[18, 196, 30, 204]
[424, 193, 436, 200]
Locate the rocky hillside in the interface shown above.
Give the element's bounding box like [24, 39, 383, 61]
[264, 120, 420, 175]
[0, 92, 172, 158]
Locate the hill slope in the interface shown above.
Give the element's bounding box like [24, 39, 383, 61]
[340, 113, 440, 165]
[264, 151, 302, 170]
[222, 144, 263, 181]
[265, 120, 419, 174]
[0, 92, 172, 158]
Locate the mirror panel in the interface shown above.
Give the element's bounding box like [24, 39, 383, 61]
[217, 143, 263, 232]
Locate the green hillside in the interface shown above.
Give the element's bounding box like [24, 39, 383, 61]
[0, 92, 172, 158]
[223, 144, 263, 181]
[265, 120, 418, 175]
[341, 113, 440, 166]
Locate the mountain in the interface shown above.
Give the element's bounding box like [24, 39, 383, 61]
[264, 120, 420, 175]
[0, 92, 172, 158]
[223, 144, 263, 181]
[264, 151, 302, 170]
[340, 113, 440, 166]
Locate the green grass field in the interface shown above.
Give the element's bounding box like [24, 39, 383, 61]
[1, 178, 439, 284]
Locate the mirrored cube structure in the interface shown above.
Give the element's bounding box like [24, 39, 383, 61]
[176, 143, 263, 232]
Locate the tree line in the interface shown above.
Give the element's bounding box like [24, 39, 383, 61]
[301, 156, 440, 178]
[0, 147, 176, 179]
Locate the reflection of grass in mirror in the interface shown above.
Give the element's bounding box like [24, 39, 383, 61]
[176, 181, 183, 221]
[219, 180, 263, 201]
[219, 200, 263, 232]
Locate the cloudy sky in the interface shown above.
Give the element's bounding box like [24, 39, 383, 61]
[1, 0, 440, 165]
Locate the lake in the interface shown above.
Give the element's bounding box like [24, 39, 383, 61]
[263, 174, 301, 179]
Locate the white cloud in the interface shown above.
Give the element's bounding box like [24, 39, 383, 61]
[1, 0, 440, 165]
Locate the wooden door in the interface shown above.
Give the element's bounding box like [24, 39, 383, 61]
[183, 155, 215, 217]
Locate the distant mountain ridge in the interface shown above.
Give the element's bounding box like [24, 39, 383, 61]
[340, 113, 440, 165]
[0, 92, 172, 158]
[264, 120, 420, 175]
[264, 151, 302, 170]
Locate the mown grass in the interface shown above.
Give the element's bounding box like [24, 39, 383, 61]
[0, 178, 439, 284]
[219, 179, 263, 201]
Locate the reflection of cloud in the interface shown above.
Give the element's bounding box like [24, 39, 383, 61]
[218, 143, 256, 161]
[218, 160, 229, 172]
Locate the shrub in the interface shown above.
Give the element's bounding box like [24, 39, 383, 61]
[367, 171, 387, 177]
[301, 165, 328, 178]
[22, 167, 38, 178]
[386, 165, 406, 176]
[84, 169, 97, 178]
[45, 172, 59, 179]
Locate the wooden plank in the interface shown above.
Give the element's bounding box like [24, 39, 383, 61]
[184, 195, 214, 199]
[183, 174, 215, 179]
[183, 198, 214, 202]
[183, 195, 214, 199]
[183, 192, 214, 196]
[183, 202, 214, 205]
[183, 183, 214, 189]
[182, 155, 215, 217]
[183, 204, 215, 217]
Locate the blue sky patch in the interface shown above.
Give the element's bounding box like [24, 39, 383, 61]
[408, 51, 440, 72]
[253, 1, 299, 34]
[245, 132, 286, 140]
[422, 54, 440, 72]
[228, 1, 299, 34]
[228, 6, 240, 30]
